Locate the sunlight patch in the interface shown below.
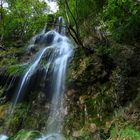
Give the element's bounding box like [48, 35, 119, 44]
[45, 0, 59, 13]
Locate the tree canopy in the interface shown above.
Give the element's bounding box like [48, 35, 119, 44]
[58, 0, 140, 44]
[0, 0, 49, 48]
[1, 0, 140, 49]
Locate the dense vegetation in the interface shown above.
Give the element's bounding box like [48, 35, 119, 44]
[0, 0, 48, 46]
[0, 0, 140, 139]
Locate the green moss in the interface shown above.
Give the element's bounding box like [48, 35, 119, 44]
[23, 114, 44, 130]
[79, 130, 92, 140]
[6, 103, 29, 134]
[110, 125, 140, 140]
[9, 129, 41, 140]
[0, 47, 24, 75]
[0, 48, 22, 66]
[7, 63, 28, 76]
[95, 45, 112, 56]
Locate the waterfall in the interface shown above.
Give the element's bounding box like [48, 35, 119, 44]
[38, 31, 73, 140]
[3, 17, 73, 140]
[55, 16, 66, 35]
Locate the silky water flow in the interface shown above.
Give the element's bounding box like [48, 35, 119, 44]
[0, 17, 73, 140]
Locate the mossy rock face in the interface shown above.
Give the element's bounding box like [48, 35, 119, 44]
[9, 130, 41, 140]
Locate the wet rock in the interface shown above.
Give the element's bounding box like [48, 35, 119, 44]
[35, 32, 55, 46]
[34, 34, 44, 44]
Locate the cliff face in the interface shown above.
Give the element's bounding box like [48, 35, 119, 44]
[0, 35, 140, 140]
[65, 41, 140, 139]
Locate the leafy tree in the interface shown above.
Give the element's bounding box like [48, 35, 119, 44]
[103, 0, 140, 43]
[58, 0, 106, 48]
[0, 0, 49, 48]
[58, 0, 140, 44]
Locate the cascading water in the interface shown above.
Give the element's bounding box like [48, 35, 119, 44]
[1, 17, 73, 140]
[55, 16, 66, 35]
[45, 33, 73, 139]
[37, 23, 73, 140]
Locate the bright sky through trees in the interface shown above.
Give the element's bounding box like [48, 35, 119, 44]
[45, 0, 58, 13]
[2, 0, 58, 13]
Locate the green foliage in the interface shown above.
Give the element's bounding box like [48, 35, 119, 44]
[59, 0, 140, 44]
[9, 129, 41, 140]
[79, 131, 93, 140]
[7, 103, 29, 134]
[0, 48, 20, 67]
[7, 63, 28, 76]
[59, 0, 105, 22]
[0, 0, 49, 48]
[103, 0, 140, 42]
[85, 84, 115, 121]
[95, 45, 112, 56]
[0, 47, 25, 75]
[58, 0, 106, 40]
[109, 125, 140, 140]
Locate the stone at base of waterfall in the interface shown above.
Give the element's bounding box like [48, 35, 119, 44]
[0, 134, 8, 140]
[38, 133, 65, 140]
